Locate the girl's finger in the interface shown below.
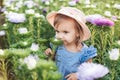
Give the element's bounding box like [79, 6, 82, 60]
[65, 74, 71, 78]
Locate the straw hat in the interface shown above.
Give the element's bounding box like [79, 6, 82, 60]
[46, 7, 91, 41]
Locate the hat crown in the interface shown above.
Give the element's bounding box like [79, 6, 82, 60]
[58, 7, 86, 23]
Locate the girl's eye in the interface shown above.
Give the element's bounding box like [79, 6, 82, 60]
[64, 31, 68, 34]
[55, 30, 59, 33]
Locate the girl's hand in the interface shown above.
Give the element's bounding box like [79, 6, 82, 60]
[65, 73, 78, 80]
[44, 48, 53, 56]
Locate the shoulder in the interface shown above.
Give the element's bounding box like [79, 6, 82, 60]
[56, 45, 66, 53]
[82, 43, 97, 52]
[80, 43, 97, 62]
[57, 45, 64, 50]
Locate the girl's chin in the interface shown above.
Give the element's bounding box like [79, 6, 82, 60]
[63, 42, 70, 45]
[63, 42, 76, 46]
[63, 42, 67, 45]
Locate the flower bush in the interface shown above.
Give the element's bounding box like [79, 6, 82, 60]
[0, 0, 120, 80]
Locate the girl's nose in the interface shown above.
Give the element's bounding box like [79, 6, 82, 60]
[55, 34, 63, 40]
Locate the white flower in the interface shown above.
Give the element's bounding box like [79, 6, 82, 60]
[3, 24, 7, 27]
[10, 5, 15, 11]
[116, 40, 120, 45]
[39, 14, 45, 19]
[90, 4, 97, 8]
[86, 14, 103, 23]
[1, 7, 6, 13]
[0, 30, 6, 36]
[25, 9, 35, 15]
[111, 16, 118, 21]
[16, 1, 23, 8]
[39, 6, 43, 9]
[6, 12, 26, 23]
[13, 7, 19, 11]
[77, 62, 109, 80]
[85, 5, 91, 8]
[68, 1, 76, 6]
[30, 43, 39, 51]
[109, 48, 120, 60]
[34, 13, 41, 18]
[3, 1, 11, 7]
[84, 0, 90, 5]
[24, 55, 39, 70]
[3, 11, 8, 15]
[106, 4, 110, 8]
[24, 1, 34, 8]
[85, 4, 96, 8]
[34, 14, 45, 18]
[54, 38, 59, 41]
[18, 27, 28, 34]
[45, 1, 50, 5]
[0, 49, 4, 55]
[113, 4, 120, 9]
[104, 11, 112, 17]
[22, 42, 28, 45]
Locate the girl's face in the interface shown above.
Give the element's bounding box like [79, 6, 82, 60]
[55, 18, 78, 46]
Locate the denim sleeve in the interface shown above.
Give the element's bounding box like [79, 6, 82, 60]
[80, 45, 97, 63]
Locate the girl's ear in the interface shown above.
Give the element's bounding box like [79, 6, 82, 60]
[76, 33, 79, 37]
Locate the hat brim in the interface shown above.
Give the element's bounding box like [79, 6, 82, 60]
[46, 11, 91, 41]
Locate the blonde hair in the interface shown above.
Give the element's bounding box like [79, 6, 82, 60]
[54, 14, 84, 46]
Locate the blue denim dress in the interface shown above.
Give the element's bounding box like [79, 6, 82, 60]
[55, 43, 97, 80]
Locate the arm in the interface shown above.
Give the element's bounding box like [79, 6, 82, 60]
[44, 48, 56, 60]
[87, 58, 92, 63]
[65, 73, 78, 80]
[65, 58, 93, 80]
[44, 48, 53, 56]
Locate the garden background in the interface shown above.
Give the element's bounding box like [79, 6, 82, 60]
[0, 0, 120, 80]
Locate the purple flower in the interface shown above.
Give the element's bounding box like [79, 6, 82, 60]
[73, 0, 80, 3]
[86, 14, 114, 27]
[86, 14, 103, 24]
[94, 18, 114, 26]
[42, 8, 47, 13]
[41, 0, 49, 3]
[76, 62, 109, 80]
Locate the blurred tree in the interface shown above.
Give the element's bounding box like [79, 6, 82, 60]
[0, 0, 4, 25]
[0, 0, 6, 49]
[0, 0, 3, 13]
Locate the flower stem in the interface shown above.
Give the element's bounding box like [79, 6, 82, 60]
[1, 59, 8, 80]
[42, 70, 47, 80]
[32, 72, 38, 80]
[37, 19, 41, 39]
[29, 16, 34, 38]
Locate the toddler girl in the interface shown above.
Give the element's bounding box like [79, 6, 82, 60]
[45, 7, 97, 80]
